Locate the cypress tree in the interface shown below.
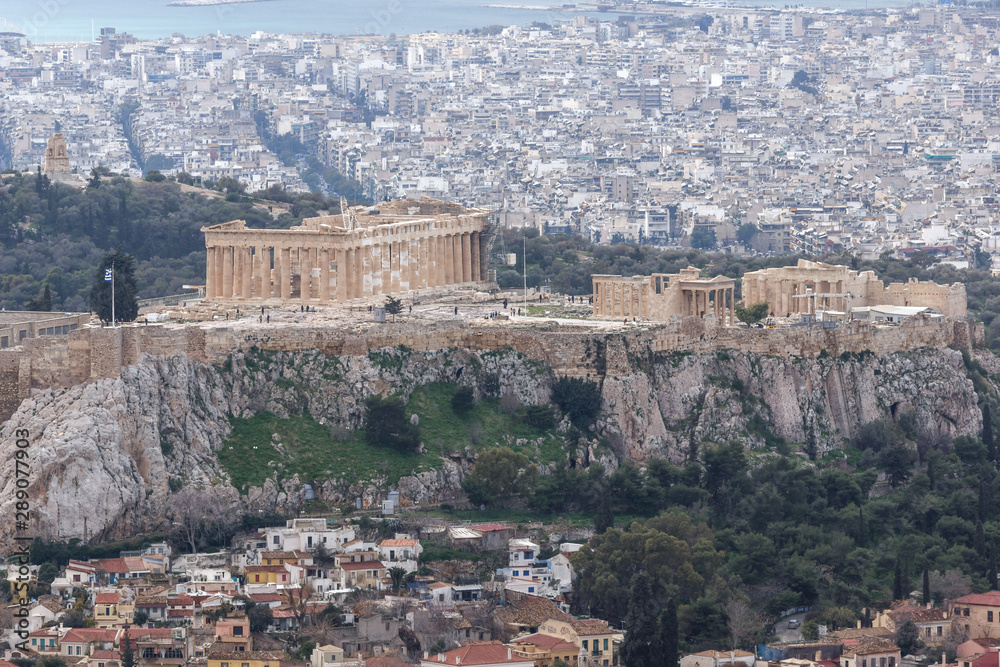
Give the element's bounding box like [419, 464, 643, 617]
[659, 599, 679, 667]
[90, 247, 139, 323]
[923, 568, 931, 606]
[621, 572, 658, 667]
[988, 546, 997, 591]
[120, 628, 135, 667]
[594, 494, 614, 535]
[984, 403, 995, 464]
[975, 520, 987, 559]
[893, 557, 904, 601]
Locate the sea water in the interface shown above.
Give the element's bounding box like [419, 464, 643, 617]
[2, 0, 916, 42]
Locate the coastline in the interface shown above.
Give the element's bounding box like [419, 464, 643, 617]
[167, 0, 278, 7]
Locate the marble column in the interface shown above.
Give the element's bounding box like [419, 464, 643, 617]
[222, 246, 234, 298]
[279, 247, 291, 300]
[391, 241, 401, 293]
[371, 243, 383, 296]
[206, 247, 217, 299]
[471, 232, 481, 282]
[241, 247, 252, 299]
[357, 245, 368, 298]
[344, 248, 355, 301]
[444, 235, 455, 285]
[260, 246, 268, 299]
[234, 246, 244, 299]
[381, 241, 392, 294]
[300, 247, 312, 301]
[459, 233, 470, 283]
[319, 248, 330, 302]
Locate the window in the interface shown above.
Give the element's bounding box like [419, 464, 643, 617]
[880, 657, 886, 667]
[222, 662, 230, 667]
[242, 662, 250, 667]
[76, 647, 81, 656]
[937, 627, 942, 636]
[234, 627, 243, 636]
[989, 611, 995, 623]
[528, 587, 535, 593]
[862, 659, 866, 667]
[273, 536, 279, 545]
[889, 659, 895, 667]
[965, 608, 971, 617]
[604, 639, 609, 651]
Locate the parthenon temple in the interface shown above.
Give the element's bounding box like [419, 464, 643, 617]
[592, 268, 737, 324]
[202, 199, 489, 302]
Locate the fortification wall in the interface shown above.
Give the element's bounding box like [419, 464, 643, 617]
[0, 315, 977, 423]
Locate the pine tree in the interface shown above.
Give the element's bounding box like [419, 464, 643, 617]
[923, 568, 931, 606]
[659, 599, 679, 667]
[893, 557, 904, 601]
[594, 494, 614, 535]
[621, 572, 658, 667]
[90, 247, 140, 322]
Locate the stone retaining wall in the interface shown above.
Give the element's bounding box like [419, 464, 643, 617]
[0, 315, 978, 423]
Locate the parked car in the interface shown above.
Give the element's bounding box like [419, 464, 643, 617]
[788, 619, 801, 629]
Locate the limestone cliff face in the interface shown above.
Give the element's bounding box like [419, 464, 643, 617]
[0, 344, 982, 547]
[0, 347, 547, 546]
[599, 347, 980, 462]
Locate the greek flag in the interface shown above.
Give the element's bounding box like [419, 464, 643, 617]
[104, 268, 113, 282]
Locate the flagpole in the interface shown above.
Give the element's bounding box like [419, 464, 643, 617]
[111, 262, 115, 327]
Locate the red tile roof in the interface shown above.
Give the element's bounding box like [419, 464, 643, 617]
[469, 524, 510, 532]
[953, 592, 1000, 606]
[96, 559, 130, 574]
[426, 641, 533, 666]
[510, 633, 578, 652]
[62, 629, 119, 644]
[89, 650, 118, 660]
[94, 593, 119, 605]
[379, 539, 418, 547]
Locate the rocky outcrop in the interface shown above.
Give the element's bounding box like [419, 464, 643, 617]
[0, 343, 983, 547]
[0, 346, 546, 546]
[599, 347, 980, 462]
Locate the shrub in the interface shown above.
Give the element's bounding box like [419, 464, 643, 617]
[462, 446, 538, 507]
[550, 376, 602, 426]
[522, 404, 555, 430]
[499, 392, 520, 414]
[363, 395, 420, 451]
[451, 386, 475, 415]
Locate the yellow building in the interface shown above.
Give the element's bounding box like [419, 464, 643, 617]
[244, 566, 295, 586]
[536, 618, 620, 667]
[94, 592, 133, 629]
[509, 633, 580, 667]
[951, 591, 1000, 639]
